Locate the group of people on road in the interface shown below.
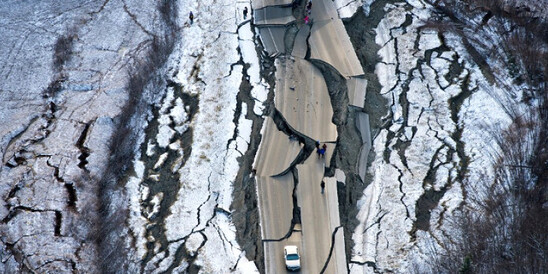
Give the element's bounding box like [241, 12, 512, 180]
[316, 141, 327, 158]
[306, 0, 312, 14]
[317, 141, 328, 194]
[287, 137, 331, 194]
[304, 0, 312, 24]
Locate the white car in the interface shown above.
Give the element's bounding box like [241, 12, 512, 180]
[284, 245, 301, 271]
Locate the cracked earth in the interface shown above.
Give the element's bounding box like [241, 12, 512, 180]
[0, 0, 164, 271]
[0, 0, 534, 273]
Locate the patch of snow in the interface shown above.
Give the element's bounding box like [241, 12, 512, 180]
[168, 140, 181, 151]
[157, 123, 175, 148]
[127, 160, 147, 260]
[170, 97, 188, 125]
[335, 168, 346, 183]
[146, 139, 156, 156]
[153, 152, 168, 169]
[406, 0, 427, 10]
[146, 192, 164, 219]
[334, 0, 362, 19]
[85, 116, 116, 178]
[152, 243, 180, 273]
[185, 232, 206, 257]
[171, 155, 184, 173]
[130, 0, 261, 271]
[251, 82, 269, 116]
[418, 29, 441, 52]
[361, 0, 375, 17]
[239, 21, 268, 116]
[239, 21, 254, 41]
[160, 87, 175, 113]
[430, 57, 451, 88]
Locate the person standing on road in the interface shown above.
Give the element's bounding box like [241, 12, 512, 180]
[189, 11, 194, 25]
[317, 146, 325, 158]
[317, 143, 326, 158]
[321, 180, 325, 194]
[243, 7, 248, 19]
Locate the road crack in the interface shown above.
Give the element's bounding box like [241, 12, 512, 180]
[319, 225, 345, 274]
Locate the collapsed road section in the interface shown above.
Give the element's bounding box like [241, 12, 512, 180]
[251, 0, 370, 272]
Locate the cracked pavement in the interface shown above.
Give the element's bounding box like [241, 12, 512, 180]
[252, 0, 367, 272]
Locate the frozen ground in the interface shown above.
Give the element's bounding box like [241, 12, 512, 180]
[0, 0, 160, 272]
[0, 0, 260, 272]
[349, 1, 523, 272]
[0, 0, 536, 272]
[334, 0, 364, 18]
[125, 0, 260, 272]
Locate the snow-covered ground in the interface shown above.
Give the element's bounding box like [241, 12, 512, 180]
[334, 0, 365, 18]
[0, 1, 159, 272]
[1, 0, 536, 272]
[350, 1, 517, 272]
[126, 0, 261, 272]
[1, 0, 263, 272]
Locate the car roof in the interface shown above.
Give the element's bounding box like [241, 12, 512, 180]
[284, 245, 298, 254]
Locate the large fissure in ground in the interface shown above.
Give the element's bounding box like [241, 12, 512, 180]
[342, 4, 392, 263]
[231, 21, 278, 273]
